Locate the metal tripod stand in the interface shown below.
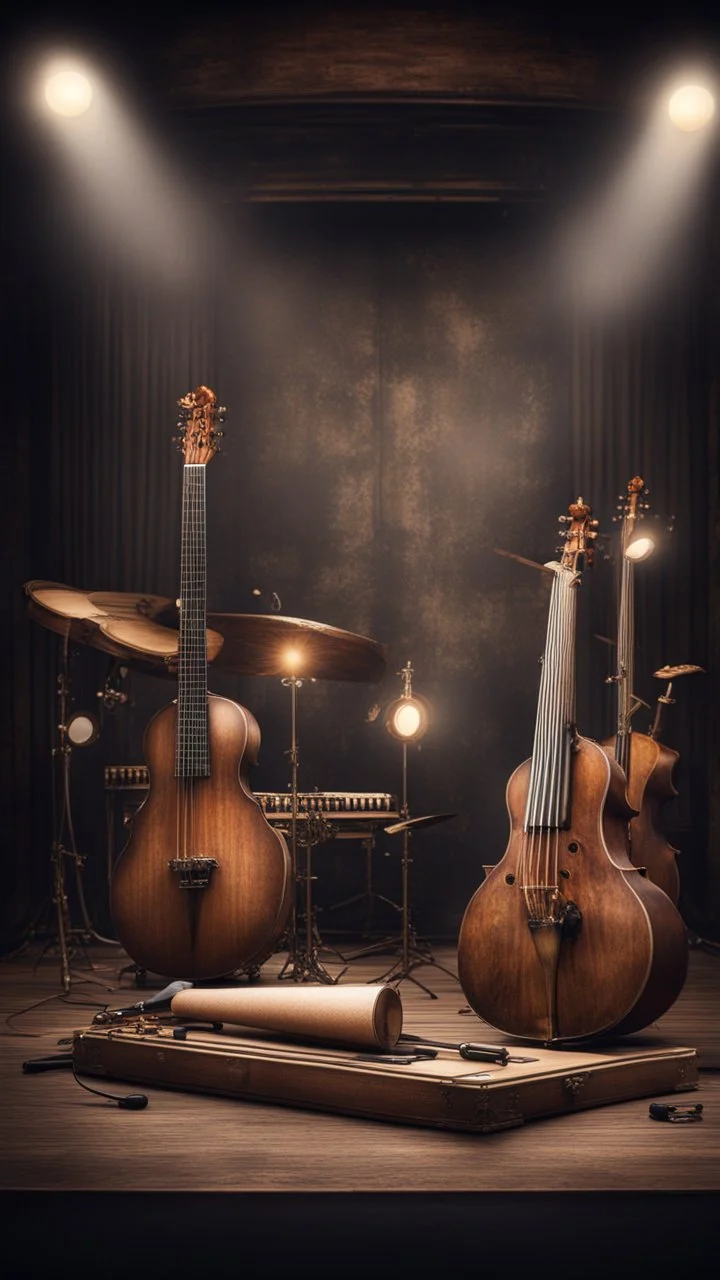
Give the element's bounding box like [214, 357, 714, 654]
[367, 739, 459, 998]
[27, 634, 117, 991]
[276, 672, 347, 984]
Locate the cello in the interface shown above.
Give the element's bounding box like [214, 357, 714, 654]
[457, 498, 688, 1044]
[601, 476, 694, 906]
[110, 386, 292, 981]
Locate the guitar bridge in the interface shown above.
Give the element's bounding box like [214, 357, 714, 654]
[168, 857, 218, 889]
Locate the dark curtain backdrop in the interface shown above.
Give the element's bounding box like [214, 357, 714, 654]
[570, 285, 713, 926]
[3, 156, 717, 948]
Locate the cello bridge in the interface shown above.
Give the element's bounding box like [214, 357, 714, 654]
[168, 856, 219, 889]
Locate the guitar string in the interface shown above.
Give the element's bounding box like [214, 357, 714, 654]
[522, 565, 577, 920]
[177, 462, 209, 860]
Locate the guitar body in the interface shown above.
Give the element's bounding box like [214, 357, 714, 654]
[110, 693, 292, 981]
[458, 738, 688, 1045]
[602, 731, 681, 905]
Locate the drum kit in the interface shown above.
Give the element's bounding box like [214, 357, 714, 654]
[23, 579, 456, 993]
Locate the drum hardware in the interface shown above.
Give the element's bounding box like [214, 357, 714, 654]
[649, 664, 705, 740]
[325, 833, 402, 937]
[276, 672, 348, 985]
[346, 663, 460, 998]
[20, 631, 118, 992]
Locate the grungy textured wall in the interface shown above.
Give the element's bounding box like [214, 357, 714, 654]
[196, 202, 572, 937]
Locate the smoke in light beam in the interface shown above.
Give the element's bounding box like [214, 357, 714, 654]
[559, 71, 716, 312]
[30, 51, 208, 285]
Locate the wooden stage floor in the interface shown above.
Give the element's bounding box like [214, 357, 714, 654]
[1, 936, 719, 1275]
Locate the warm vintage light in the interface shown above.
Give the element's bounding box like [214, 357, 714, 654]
[668, 84, 715, 131]
[384, 696, 431, 743]
[284, 647, 302, 673]
[624, 535, 655, 562]
[44, 69, 93, 116]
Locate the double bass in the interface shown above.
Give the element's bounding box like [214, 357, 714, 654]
[601, 476, 688, 905]
[457, 498, 688, 1044]
[110, 387, 292, 981]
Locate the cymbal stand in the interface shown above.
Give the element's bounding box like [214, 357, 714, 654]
[367, 740, 459, 999]
[277, 674, 347, 984]
[33, 635, 117, 991]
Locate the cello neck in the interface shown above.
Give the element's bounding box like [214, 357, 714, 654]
[176, 462, 209, 778]
[614, 475, 646, 774]
[614, 553, 634, 775]
[524, 564, 578, 832]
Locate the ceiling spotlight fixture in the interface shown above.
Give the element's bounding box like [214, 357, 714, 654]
[44, 68, 93, 117]
[667, 84, 715, 132]
[384, 662, 431, 744]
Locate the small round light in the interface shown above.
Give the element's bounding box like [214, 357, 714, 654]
[384, 695, 431, 743]
[393, 703, 422, 739]
[66, 711, 100, 746]
[44, 69, 93, 117]
[624, 535, 655, 563]
[668, 84, 715, 132]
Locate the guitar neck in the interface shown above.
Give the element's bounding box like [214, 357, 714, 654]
[176, 463, 209, 778]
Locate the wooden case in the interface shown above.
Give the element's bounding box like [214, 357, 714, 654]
[73, 1022, 699, 1134]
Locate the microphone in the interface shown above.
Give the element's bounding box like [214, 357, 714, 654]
[92, 979, 193, 1024]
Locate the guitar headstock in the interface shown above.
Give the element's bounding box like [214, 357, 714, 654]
[176, 385, 225, 466]
[557, 497, 599, 572]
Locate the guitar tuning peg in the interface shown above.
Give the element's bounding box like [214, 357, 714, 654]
[218, 406, 227, 415]
[644, 488, 650, 495]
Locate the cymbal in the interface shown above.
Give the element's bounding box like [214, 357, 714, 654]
[24, 581, 224, 676]
[384, 813, 457, 835]
[653, 664, 705, 680]
[206, 612, 388, 683]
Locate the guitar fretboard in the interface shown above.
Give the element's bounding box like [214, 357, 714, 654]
[176, 464, 209, 778]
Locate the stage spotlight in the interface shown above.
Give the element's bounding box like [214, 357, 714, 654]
[66, 710, 100, 747]
[384, 663, 431, 744]
[668, 84, 715, 132]
[624, 534, 655, 562]
[44, 68, 93, 117]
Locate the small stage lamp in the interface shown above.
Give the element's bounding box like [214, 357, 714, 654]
[384, 662, 431, 744]
[623, 533, 655, 563]
[65, 710, 100, 747]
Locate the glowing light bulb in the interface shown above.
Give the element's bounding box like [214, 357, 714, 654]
[668, 84, 715, 132]
[624, 535, 655, 562]
[284, 647, 302, 673]
[44, 69, 93, 117]
[392, 703, 422, 739]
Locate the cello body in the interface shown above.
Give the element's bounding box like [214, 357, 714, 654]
[457, 496, 688, 1045]
[110, 694, 292, 981]
[458, 737, 688, 1044]
[601, 729, 681, 905]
